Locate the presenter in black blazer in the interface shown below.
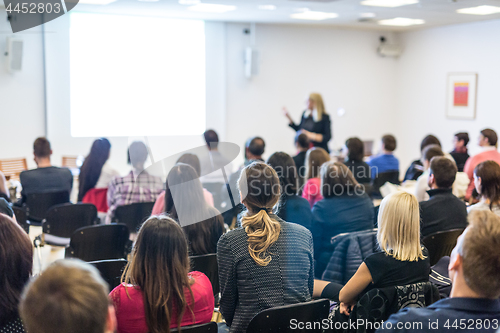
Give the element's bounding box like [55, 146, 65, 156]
[284, 93, 332, 152]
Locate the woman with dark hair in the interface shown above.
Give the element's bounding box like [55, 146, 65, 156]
[217, 162, 314, 333]
[302, 147, 330, 208]
[311, 161, 374, 277]
[110, 216, 214, 333]
[468, 160, 500, 215]
[151, 153, 214, 215]
[0, 214, 33, 332]
[78, 138, 119, 202]
[266, 152, 312, 230]
[165, 163, 224, 255]
[343, 137, 371, 184]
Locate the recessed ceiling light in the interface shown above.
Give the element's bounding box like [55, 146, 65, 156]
[378, 17, 424, 26]
[457, 5, 500, 15]
[293, 7, 310, 12]
[361, 0, 418, 8]
[179, 0, 200, 4]
[360, 12, 376, 18]
[188, 3, 236, 13]
[291, 11, 338, 21]
[76, 0, 116, 5]
[258, 4, 276, 10]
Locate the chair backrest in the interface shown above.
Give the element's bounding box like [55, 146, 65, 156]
[25, 190, 70, 222]
[113, 202, 155, 233]
[189, 253, 219, 296]
[43, 203, 98, 238]
[322, 229, 378, 284]
[12, 206, 29, 234]
[89, 259, 128, 290]
[422, 228, 465, 266]
[67, 224, 130, 262]
[170, 322, 218, 333]
[371, 171, 400, 198]
[247, 299, 330, 333]
[0, 158, 27, 181]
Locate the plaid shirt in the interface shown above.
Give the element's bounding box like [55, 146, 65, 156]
[106, 169, 164, 223]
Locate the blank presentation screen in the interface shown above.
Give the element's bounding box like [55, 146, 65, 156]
[69, 13, 206, 137]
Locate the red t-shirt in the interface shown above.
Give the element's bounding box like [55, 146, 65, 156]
[302, 178, 323, 208]
[109, 271, 214, 333]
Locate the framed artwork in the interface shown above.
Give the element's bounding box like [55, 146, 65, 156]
[446, 73, 478, 119]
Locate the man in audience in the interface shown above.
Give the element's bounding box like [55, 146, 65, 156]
[404, 134, 441, 181]
[377, 210, 500, 332]
[464, 129, 500, 200]
[450, 132, 470, 172]
[20, 259, 117, 333]
[368, 134, 399, 180]
[420, 156, 467, 238]
[199, 129, 233, 184]
[293, 132, 309, 180]
[414, 145, 445, 202]
[19, 137, 73, 204]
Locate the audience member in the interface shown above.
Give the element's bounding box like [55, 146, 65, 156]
[164, 163, 224, 255]
[199, 129, 233, 184]
[106, 141, 163, 223]
[403, 134, 441, 181]
[151, 153, 214, 215]
[311, 161, 374, 277]
[464, 129, 500, 200]
[218, 162, 314, 333]
[293, 132, 310, 182]
[0, 198, 14, 218]
[450, 132, 470, 172]
[20, 259, 115, 333]
[468, 160, 500, 215]
[420, 157, 467, 238]
[377, 210, 500, 333]
[315, 192, 429, 311]
[368, 134, 399, 180]
[343, 137, 371, 184]
[0, 214, 32, 333]
[0, 171, 9, 201]
[19, 137, 73, 204]
[302, 147, 330, 208]
[110, 216, 214, 333]
[78, 138, 119, 202]
[267, 152, 312, 230]
[414, 145, 445, 202]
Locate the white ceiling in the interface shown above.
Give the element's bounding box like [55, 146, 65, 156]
[64, 0, 500, 31]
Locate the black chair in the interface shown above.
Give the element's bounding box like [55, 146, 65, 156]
[170, 322, 218, 333]
[370, 171, 400, 198]
[40, 203, 98, 246]
[113, 202, 155, 234]
[65, 224, 130, 262]
[12, 206, 29, 234]
[190, 253, 219, 296]
[246, 299, 330, 333]
[422, 228, 465, 266]
[89, 259, 128, 290]
[203, 182, 224, 211]
[24, 190, 70, 224]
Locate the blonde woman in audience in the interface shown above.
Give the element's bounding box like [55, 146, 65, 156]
[217, 162, 314, 333]
[302, 147, 330, 208]
[110, 216, 214, 333]
[314, 191, 430, 315]
[468, 160, 500, 215]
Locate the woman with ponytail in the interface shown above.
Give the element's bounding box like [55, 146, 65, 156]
[217, 162, 314, 333]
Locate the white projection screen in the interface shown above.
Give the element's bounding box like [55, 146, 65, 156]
[69, 13, 206, 137]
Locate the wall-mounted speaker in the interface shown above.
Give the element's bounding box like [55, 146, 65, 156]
[5, 37, 23, 72]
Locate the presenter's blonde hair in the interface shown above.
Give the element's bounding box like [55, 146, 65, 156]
[309, 93, 326, 121]
[377, 191, 424, 262]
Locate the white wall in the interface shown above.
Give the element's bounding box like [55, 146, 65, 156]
[0, 9, 45, 169]
[225, 23, 398, 164]
[395, 19, 500, 173]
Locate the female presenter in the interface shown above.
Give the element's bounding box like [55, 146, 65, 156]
[284, 93, 332, 152]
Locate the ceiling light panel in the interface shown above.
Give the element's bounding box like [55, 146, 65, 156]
[361, 0, 418, 8]
[291, 11, 338, 20]
[378, 17, 424, 26]
[457, 5, 500, 15]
